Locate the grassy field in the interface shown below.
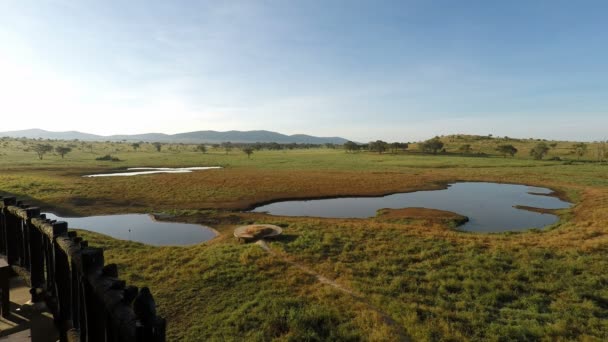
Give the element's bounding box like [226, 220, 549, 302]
[1, 137, 608, 341]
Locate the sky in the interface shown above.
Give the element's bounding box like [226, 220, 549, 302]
[1, 0, 607, 142]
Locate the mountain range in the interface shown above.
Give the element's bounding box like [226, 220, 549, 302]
[0, 129, 350, 144]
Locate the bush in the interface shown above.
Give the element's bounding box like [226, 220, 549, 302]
[95, 154, 122, 162]
[419, 137, 444, 154]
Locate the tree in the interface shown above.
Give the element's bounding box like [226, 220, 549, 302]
[459, 144, 472, 154]
[369, 140, 389, 154]
[55, 146, 72, 159]
[496, 144, 518, 158]
[152, 142, 162, 152]
[597, 141, 608, 163]
[243, 147, 254, 159]
[419, 137, 444, 154]
[572, 143, 587, 160]
[196, 144, 207, 153]
[530, 142, 550, 160]
[221, 142, 233, 154]
[267, 142, 282, 150]
[131, 143, 140, 151]
[389, 142, 408, 153]
[343, 141, 360, 153]
[33, 144, 53, 160]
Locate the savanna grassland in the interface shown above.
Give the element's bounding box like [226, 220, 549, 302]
[1, 136, 608, 341]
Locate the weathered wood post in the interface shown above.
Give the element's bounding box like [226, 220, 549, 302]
[136, 316, 167, 342]
[54, 240, 71, 331]
[47, 222, 68, 297]
[28, 210, 46, 301]
[0, 258, 9, 318]
[0, 197, 16, 318]
[0, 197, 6, 256]
[3, 198, 19, 265]
[13, 202, 27, 269]
[80, 247, 107, 342]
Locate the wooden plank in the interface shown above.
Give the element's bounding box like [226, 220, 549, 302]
[0, 260, 10, 318]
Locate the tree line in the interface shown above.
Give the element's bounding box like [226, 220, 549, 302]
[3, 136, 606, 162]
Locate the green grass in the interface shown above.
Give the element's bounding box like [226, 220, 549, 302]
[2, 137, 608, 341]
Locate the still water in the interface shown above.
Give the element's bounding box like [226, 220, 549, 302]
[251, 182, 572, 232]
[83, 166, 222, 177]
[44, 213, 216, 246]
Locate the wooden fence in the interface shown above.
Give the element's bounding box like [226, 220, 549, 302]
[0, 196, 166, 342]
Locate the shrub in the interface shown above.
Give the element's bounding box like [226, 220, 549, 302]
[95, 154, 122, 162]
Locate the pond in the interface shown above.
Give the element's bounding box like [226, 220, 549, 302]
[44, 213, 216, 246]
[250, 182, 572, 232]
[84, 166, 222, 177]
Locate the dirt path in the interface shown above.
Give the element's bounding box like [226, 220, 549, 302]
[255, 240, 410, 341]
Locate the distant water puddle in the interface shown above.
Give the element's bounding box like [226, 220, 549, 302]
[251, 182, 572, 232]
[44, 213, 216, 246]
[84, 166, 222, 177]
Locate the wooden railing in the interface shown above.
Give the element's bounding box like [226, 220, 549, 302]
[0, 196, 166, 342]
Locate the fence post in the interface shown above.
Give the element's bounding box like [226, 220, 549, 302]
[27, 209, 45, 301]
[80, 248, 107, 342]
[4, 201, 20, 266]
[0, 197, 6, 256]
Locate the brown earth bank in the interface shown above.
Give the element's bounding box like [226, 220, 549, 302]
[0, 166, 581, 216]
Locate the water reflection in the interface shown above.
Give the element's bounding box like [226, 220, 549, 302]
[44, 213, 216, 246]
[251, 182, 572, 232]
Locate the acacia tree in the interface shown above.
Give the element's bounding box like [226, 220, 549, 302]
[33, 143, 53, 160]
[196, 144, 207, 153]
[152, 142, 162, 152]
[530, 142, 550, 160]
[572, 143, 587, 160]
[131, 143, 140, 151]
[55, 146, 72, 159]
[243, 147, 254, 159]
[369, 140, 389, 154]
[597, 141, 608, 163]
[343, 141, 360, 153]
[389, 142, 408, 153]
[496, 144, 518, 158]
[419, 137, 444, 154]
[221, 142, 233, 154]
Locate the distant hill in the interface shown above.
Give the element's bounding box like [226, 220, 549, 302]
[0, 128, 350, 144]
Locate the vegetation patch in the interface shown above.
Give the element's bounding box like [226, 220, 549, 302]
[95, 154, 122, 162]
[1, 136, 608, 340]
[375, 207, 469, 226]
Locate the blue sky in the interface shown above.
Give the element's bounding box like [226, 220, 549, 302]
[1, 1, 607, 141]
